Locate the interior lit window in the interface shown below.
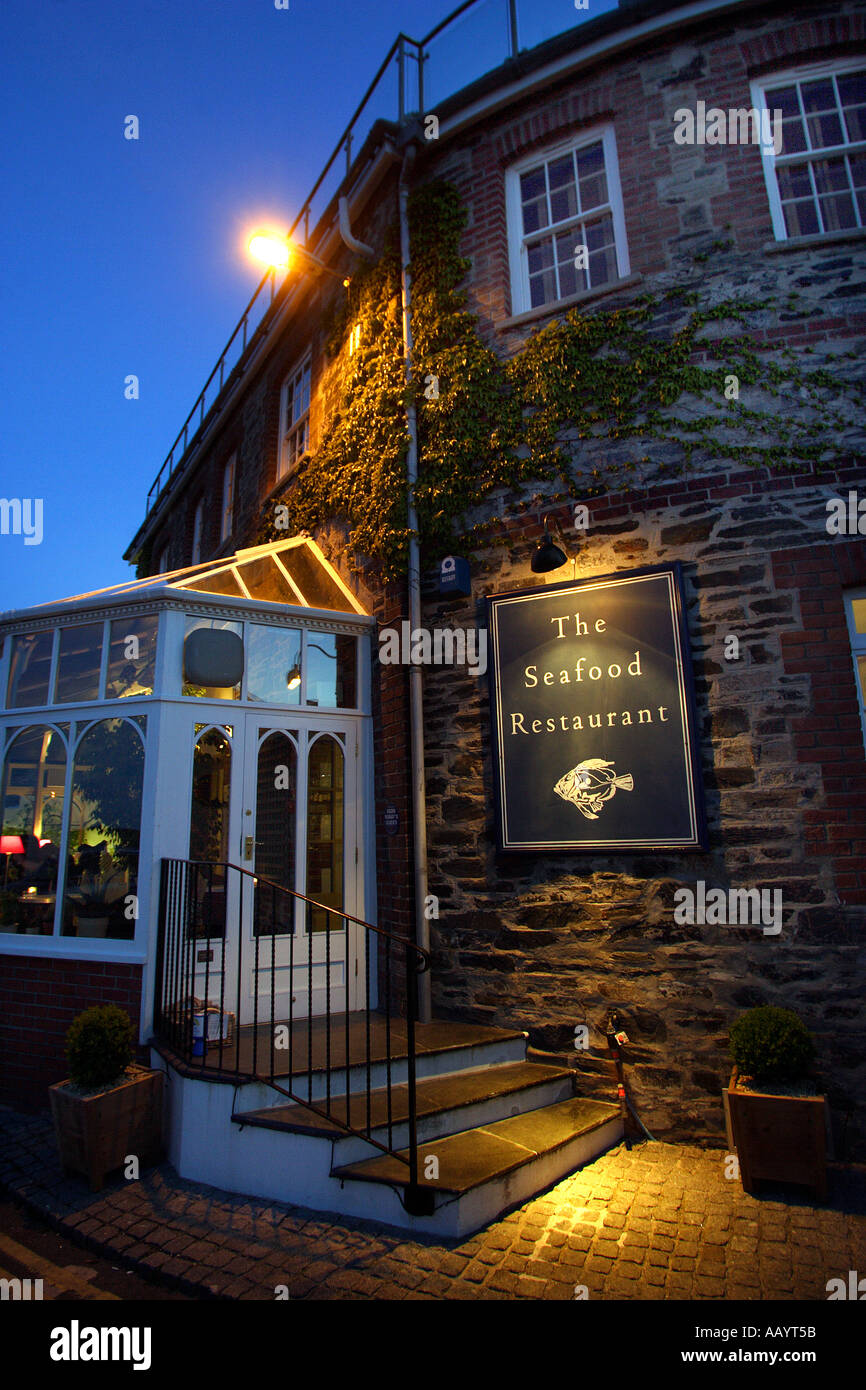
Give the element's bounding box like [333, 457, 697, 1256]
[62, 718, 145, 940]
[0, 724, 67, 935]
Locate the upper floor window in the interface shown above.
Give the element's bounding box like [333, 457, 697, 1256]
[844, 589, 866, 756]
[753, 60, 866, 240]
[156, 544, 169, 575]
[506, 127, 629, 316]
[191, 499, 204, 566]
[220, 455, 236, 544]
[278, 354, 311, 480]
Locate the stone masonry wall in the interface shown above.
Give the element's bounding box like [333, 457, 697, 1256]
[420, 466, 866, 1159]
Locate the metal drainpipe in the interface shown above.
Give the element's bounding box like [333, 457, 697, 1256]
[398, 142, 432, 1025]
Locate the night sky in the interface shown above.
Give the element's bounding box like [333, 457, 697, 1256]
[0, 0, 615, 616]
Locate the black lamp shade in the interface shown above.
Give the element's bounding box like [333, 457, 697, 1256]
[531, 533, 568, 573]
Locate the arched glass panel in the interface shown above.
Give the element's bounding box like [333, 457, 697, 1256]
[0, 725, 66, 935]
[254, 732, 296, 936]
[62, 719, 144, 939]
[189, 727, 231, 938]
[306, 735, 344, 933]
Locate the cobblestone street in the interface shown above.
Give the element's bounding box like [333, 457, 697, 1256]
[2, 1108, 864, 1301]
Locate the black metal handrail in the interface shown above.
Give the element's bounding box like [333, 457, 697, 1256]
[153, 857, 430, 1204]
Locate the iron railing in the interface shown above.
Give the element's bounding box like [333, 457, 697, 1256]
[142, 0, 617, 518]
[153, 858, 431, 1205]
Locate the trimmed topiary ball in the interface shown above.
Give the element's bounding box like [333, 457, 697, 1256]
[729, 1005, 816, 1085]
[65, 1005, 134, 1089]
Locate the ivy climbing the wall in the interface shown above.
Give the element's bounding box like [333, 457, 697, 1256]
[256, 180, 863, 580]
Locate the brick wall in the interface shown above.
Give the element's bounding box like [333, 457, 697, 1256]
[0, 958, 144, 1112]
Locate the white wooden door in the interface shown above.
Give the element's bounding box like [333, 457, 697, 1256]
[237, 716, 362, 1024]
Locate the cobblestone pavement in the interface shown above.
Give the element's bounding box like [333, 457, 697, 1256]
[2, 1107, 864, 1301]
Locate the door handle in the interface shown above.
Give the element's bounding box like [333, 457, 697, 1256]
[244, 835, 254, 861]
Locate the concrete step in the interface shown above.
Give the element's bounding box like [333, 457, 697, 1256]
[232, 1060, 575, 1160]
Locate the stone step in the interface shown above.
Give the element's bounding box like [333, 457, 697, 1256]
[329, 1096, 623, 1236]
[232, 1060, 575, 1150]
[332, 1096, 620, 1193]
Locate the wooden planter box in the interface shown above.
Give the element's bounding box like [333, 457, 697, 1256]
[723, 1069, 829, 1200]
[49, 1065, 164, 1192]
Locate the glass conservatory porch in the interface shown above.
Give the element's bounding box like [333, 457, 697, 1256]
[0, 539, 376, 1030]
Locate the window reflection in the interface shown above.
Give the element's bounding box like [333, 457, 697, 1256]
[189, 727, 231, 937]
[253, 731, 297, 936]
[306, 735, 344, 933]
[55, 624, 103, 704]
[306, 634, 356, 709]
[62, 719, 144, 940]
[6, 632, 54, 708]
[247, 625, 302, 705]
[106, 615, 158, 698]
[0, 725, 66, 935]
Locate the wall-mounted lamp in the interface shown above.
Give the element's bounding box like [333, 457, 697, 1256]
[248, 230, 351, 287]
[531, 515, 573, 576]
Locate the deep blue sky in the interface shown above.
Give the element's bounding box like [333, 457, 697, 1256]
[0, 0, 613, 616]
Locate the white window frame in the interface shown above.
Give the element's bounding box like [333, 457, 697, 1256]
[278, 353, 312, 481]
[191, 498, 204, 566]
[220, 454, 236, 545]
[751, 57, 866, 243]
[505, 125, 630, 317]
[844, 587, 866, 757]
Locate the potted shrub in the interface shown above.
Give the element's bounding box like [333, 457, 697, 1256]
[723, 1005, 829, 1200]
[49, 1005, 164, 1192]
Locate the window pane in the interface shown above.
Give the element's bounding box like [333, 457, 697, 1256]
[548, 155, 577, 223]
[0, 725, 66, 935]
[62, 719, 144, 940]
[7, 631, 54, 708]
[188, 727, 231, 938]
[839, 71, 866, 141]
[247, 624, 302, 705]
[529, 266, 557, 308]
[306, 736, 343, 933]
[236, 556, 298, 606]
[782, 198, 820, 237]
[106, 615, 158, 699]
[253, 732, 296, 936]
[807, 110, 844, 149]
[777, 163, 814, 200]
[55, 624, 103, 704]
[305, 633, 357, 709]
[585, 212, 612, 251]
[577, 142, 608, 209]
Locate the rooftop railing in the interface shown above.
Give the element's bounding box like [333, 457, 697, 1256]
[143, 0, 621, 519]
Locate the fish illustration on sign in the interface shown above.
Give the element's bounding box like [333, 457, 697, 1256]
[554, 758, 635, 820]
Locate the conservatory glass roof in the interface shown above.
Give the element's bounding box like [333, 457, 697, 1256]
[0, 538, 368, 624]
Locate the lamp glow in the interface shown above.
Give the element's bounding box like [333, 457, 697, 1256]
[248, 231, 292, 270]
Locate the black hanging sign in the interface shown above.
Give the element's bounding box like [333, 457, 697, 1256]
[486, 562, 707, 852]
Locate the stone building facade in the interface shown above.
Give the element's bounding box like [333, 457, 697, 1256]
[5, 0, 861, 1158]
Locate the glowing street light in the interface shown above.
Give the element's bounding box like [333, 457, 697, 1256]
[248, 231, 293, 270]
[247, 228, 350, 285]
